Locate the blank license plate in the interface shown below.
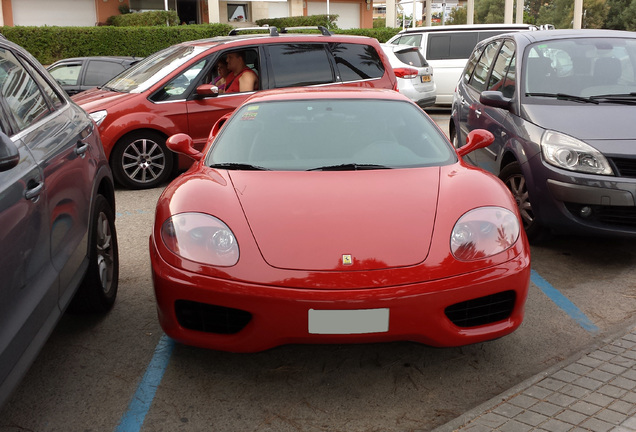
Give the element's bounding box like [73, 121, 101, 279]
[421, 75, 431, 82]
[308, 308, 389, 334]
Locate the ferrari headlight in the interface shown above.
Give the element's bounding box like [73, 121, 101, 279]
[451, 207, 520, 261]
[89, 110, 107, 126]
[541, 130, 612, 175]
[161, 213, 239, 266]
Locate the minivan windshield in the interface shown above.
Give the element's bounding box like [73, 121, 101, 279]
[206, 98, 455, 171]
[103, 45, 208, 93]
[524, 37, 636, 102]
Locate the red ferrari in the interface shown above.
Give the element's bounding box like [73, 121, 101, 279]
[150, 88, 531, 352]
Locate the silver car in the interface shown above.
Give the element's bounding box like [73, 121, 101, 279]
[381, 44, 436, 108]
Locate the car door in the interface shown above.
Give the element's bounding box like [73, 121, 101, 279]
[183, 47, 262, 149]
[455, 39, 507, 172]
[0, 51, 56, 395]
[14, 51, 95, 306]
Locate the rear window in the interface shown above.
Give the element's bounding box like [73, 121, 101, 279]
[394, 47, 429, 67]
[331, 43, 385, 81]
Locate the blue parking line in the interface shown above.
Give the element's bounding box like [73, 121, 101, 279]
[114, 334, 175, 432]
[531, 269, 599, 333]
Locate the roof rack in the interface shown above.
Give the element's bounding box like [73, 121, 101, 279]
[280, 26, 332, 36]
[228, 26, 279, 36]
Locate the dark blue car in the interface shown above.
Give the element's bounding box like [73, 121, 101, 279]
[451, 29, 636, 241]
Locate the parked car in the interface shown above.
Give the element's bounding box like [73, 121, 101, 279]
[380, 43, 436, 108]
[73, 27, 398, 190]
[0, 39, 118, 407]
[451, 29, 636, 241]
[47, 56, 141, 96]
[387, 24, 538, 106]
[149, 87, 531, 353]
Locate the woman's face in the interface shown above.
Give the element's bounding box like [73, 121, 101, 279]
[218, 61, 228, 76]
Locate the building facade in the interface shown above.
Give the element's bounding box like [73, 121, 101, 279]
[0, 0, 372, 29]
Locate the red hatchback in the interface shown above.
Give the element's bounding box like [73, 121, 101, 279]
[150, 87, 531, 353]
[73, 28, 398, 189]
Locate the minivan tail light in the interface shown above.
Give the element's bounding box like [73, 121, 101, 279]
[393, 67, 419, 79]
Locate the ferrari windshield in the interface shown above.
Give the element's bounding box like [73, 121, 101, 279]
[103, 45, 208, 93]
[524, 37, 636, 101]
[207, 98, 456, 171]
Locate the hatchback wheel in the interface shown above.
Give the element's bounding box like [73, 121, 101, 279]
[112, 131, 173, 189]
[499, 162, 548, 242]
[68, 195, 119, 314]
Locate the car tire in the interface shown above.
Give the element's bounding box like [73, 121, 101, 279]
[111, 130, 173, 190]
[68, 195, 119, 314]
[499, 161, 549, 243]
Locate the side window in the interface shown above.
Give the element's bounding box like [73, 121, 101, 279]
[391, 34, 422, 47]
[48, 62, 81, 85]
[23, 59, 65, 110]
[427, 32, 479, 60]
[331, 43, 385, 82]
[469, 40, 502, 92]
[84, 60, 126, 87]
[501, 54, 516, 98]
[463, 45, 485, 83]
[488, 40, 515, 92]
[268, 44, 334, 88]
[0, 48, 50, 130]
[151, 58, 208, 102]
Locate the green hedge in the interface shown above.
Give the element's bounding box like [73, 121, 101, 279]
[107, 10, 180, 27]
[0, 20, 400, 65]
[255, 14, 338, 29]
[0, 24, 233, 65]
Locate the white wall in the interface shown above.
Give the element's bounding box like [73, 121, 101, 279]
[13, 0, 97, 26]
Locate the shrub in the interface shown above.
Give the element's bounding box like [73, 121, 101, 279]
[109, 10, 180, 27]
[0, 24, 233, 65]
[255, 14, 338, 29]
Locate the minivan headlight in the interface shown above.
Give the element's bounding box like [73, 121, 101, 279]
[541, 130, 613, 175]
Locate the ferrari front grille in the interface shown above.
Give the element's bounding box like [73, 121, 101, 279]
[175, 300, 252, 334]
[445, 291, 516, 328]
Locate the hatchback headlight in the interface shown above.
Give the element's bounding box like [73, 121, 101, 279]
[541, 130, 613, 175]
[451, 207, 520, 261]
[161, 213, 239, 266]
[89, 110, 107, 126]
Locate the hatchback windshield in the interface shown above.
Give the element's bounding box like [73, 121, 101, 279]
[206, 98, 455, 171]
[104, 45, 208, 93]
[524, 37, 636, 100]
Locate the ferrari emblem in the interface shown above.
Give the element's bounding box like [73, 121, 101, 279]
[342, 254, 353, 265]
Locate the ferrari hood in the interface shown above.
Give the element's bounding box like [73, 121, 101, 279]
[230, 169, 440, 271]
[71, 88, 137, 112]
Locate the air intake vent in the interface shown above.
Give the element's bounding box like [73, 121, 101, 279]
[175, 300, 252, 334]
[445, 291, 516, 328]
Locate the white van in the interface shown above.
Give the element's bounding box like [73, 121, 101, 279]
[387, 24, 538, 106]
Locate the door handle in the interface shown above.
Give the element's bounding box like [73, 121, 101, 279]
[75, 140, 89, 157]
[25, 181, 43, 201]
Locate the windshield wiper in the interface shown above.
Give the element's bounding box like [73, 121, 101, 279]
[525, 92, 600, 104]
[307, 163, 392, 171]
[588, 93, 636, 105]
[209, 162, 270, 171]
